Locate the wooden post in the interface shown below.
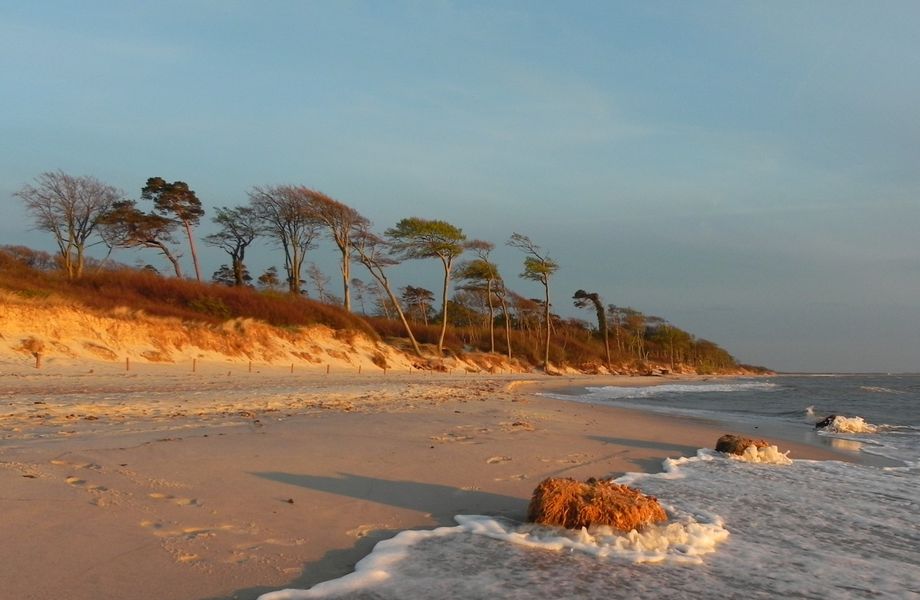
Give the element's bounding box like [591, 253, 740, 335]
[290, 363, 294, 374]
[34, 354, 41, 369]
[126, 357, 130, 372]
[248, 361, 252, 373]
[326, 364, 330, 375]
[358, 364, 362, 374]
[192, 358, 197, 373]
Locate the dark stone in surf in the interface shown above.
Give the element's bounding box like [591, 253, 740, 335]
[715, 433, 770, 455]
[815, 415, 837, 429]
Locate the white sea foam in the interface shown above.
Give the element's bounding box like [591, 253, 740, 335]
[824, 415, 880, 434]
[455, 513, 729, 565]
[258, 448, 920, 600]
[581, 382, 777, 400]
[734, 444, 793, 464]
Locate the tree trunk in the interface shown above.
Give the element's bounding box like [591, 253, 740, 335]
[542, 280, 551, 369]
[487, 279, 496, 353]
[340, 245, 351, 312]
[362, 263, 422, 357]
[499, 294, 512, 360]
[437, 257, 451, 354]
[153, 242, 183, 278]
[183, 220, 202, 282]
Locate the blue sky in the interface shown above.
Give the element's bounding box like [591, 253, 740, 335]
[2, 1, 919, 372]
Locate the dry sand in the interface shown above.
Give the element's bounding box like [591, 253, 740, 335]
[1, 362, 846, 600]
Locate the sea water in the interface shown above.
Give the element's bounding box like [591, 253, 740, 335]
[260, 376, 920, 599]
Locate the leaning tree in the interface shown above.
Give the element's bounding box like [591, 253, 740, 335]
[573, 289, 611, 369]
[508, 233, 558, 370]
[98, 200, 184, 277]
[386, 217, 466, 354]
[304, 190, 369, 312]
[351, 224, 422, 356]
[142, 177, 205, 281]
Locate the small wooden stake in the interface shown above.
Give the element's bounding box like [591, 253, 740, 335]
[193, 358, 197, 372]
[290, 363, 294, 374]
[358, 365, 362, 374]
[126, 357, 130, 371]
[326, 364, 330, 375]
[248, 360, 252, 373]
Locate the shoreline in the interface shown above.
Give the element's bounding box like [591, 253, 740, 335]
[1, 367, 846, 600]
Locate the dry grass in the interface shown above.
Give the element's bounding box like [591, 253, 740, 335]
[527, 477, 667, 531]
[0, 251, 377, 339]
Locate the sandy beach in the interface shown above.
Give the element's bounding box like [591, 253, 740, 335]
[0, 362, 846, 600]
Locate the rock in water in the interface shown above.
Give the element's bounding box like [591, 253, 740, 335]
[715, 433, 770, 455]
[814, 415, 837, 430]
[527, 477, 667, 531]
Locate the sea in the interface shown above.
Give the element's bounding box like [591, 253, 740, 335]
[260, 375, 920, 599]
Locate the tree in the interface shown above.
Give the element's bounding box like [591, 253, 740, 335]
[305, 190, 369, 312]
[257, 266, 281, 290]
[350, 278, 367, 314]
[249, 185, 320, 294]
[142, 177, 205, 281]
[14, 171, 123, 279]
[401, 285, 435, 325]
[99, 200, 184, 277]
[573, 289, 611, 369]
[306, 262, 341, 304]
[386, 217, 466, 354]
[508, 233, 559, 369]
[204, 205, 260, 287]
[212, 264, 251, 286]
[351, 224, 422, 356]
[456, 240, 503, 354]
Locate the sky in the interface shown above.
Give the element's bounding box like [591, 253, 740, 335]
[2, 1, 919, 373]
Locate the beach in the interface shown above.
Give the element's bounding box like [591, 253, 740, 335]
[0, 361, 847, 600]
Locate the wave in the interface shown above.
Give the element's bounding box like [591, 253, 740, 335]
[258, 511, 730, 600]
[731, 444, 793, 465]
[821, 415, 880, 434]
[859, 386, 906, 394]
[582, 382, 777, 400]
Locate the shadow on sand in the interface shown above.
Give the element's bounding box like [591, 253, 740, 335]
[587, 435, 702, 477]
[200, 472, 528, 600]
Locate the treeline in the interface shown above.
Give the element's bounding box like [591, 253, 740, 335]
[7, 170, 752, 374]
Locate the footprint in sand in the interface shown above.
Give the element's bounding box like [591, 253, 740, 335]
[148, 492, 201, 507]
[493, 474, 528, 482]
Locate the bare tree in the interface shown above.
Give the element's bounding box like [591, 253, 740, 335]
[204, 205, 260, 287]
[249, 185, 320, 294]
[142, 178, 205, 281]
[14, 171, 123, 279]
[304, 190, 369, 311]
[508, 233, 559, 370]
[98, 200, 184, 277]
[306, 262, 341, 303]
[351, 224, 422, 356]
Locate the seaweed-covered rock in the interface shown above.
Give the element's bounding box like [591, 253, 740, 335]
[814, 415, 837, 430]
[527, 477, 667, 531]
[715, 433, 770, 455]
